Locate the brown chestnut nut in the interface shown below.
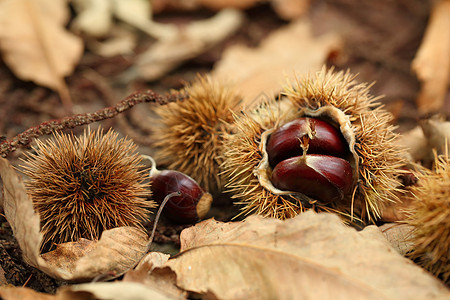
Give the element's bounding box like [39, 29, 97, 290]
[144, 155, 212, 224]
[271, 154, 353, 204]
[266, 117, 348, 168]
[152, 170, 212, 224]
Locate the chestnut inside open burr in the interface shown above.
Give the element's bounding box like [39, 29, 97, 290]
[266, 117, 353, 204]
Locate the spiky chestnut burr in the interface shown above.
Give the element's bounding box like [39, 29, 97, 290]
[404, 152, 450, 284]
[151, 75, 241, 195]
[20, 127, 153, 252]
[221, 68, 407, 222]
[143, 155, 212, 224]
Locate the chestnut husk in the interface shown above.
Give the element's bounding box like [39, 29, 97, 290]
[221, 68, 408, 222]
[150, 75, 241, 196]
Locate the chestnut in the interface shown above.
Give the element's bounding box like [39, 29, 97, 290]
[271, 154, 353, 204]
[143, 155, 212, 224]
[266, 117, 348, 168]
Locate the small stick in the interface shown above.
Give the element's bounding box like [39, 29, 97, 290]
[0, 90, 188, 157]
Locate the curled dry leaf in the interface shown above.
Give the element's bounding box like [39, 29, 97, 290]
[72, 0, 178, 40]
[0, 0, 83, 106]
[42, 227, 148, 282]
[398, 118, 450, 163]
[88, 25, 137, 57]
[421, 118, 450, 157]
[133, 9, 244, 81]
[71, 0, 112, 37]
[397, 125, 428, 162]
[271, 0, 311, 20]
[123, 252, 186, 299]
[163, 212, 449, 299]
[151, 0, 309, 20]
[0, 287, 55, 300]
[134, 251, 170, 271]
[0, 264, 7, 286]
[0, 157, 148, 282]
[212, 20, 342, 105]
[58, 282, 184, 300]
[72, 0, 179, 57]
[378, 223, 415, 256]
[411, 0, 450, 115]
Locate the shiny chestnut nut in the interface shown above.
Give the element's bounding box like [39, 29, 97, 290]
[271, 154, 353, 204]
[144, 155, 212, 224]
[266, 117, 348, 168]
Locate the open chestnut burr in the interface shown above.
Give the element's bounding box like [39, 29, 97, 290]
[221, 68, 408, 223]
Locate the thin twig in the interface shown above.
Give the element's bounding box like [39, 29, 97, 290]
[147, 191, 181, 252]
[0, 90, 188, 157]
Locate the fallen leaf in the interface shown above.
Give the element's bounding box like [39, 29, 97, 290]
[0, 0, 83, 106]
[135, 251, 171, 271]
[0, 287, 55, 300]
[0, 265, 7, 286]
[379, 223, 415, 256]
[0, 156, 148, 282]
[112, 0, 178, 40]
[73, 0, 178, 40]
[71, 0, 112, 37]
[420, 117, 450, 157]
[397, 126, 428, 162]
[42, 227, 148, 282]
[212, 20, 341, 105]
[123, 252, 186, 299]
[397, 117, 450, 164]
[87, 25, 137, 57]
[197, 0, 264, 10]
[271, 0, 310, 20]
[411, 0, 450, 115]
[133, 9, 244, 81]
[163, 212, 449, 299]
[58, 282, 184, 300]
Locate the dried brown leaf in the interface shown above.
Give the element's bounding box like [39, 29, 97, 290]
[212, 20, 341, 105]
[421, 118, 450, 156]
[57, 282, 183, 300]
[42, 227, 148, 282]
[134, 9, 244, 81]
[412, 0, 450, 115]
[397, 125, 428, 162]
[123, 253, 186, 299]
[0, 156, 148, 282]
[164, 212, 449, 299]
[0, 265, 6, 286]
[271, 0, 310, 20]
[87, 25, 137, 57]
[0, 287, 55, 300]
[72, 0, 178, 40]
[71, 0, 112, 37]
[0, 0, 83, 100]
[379, 223, 415, 256]
[197, 0, 264, 10]
[397, 118, 450, 164]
